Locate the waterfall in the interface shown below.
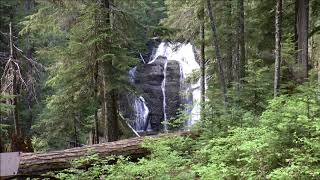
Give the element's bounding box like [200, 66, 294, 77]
[125, 41, 201, 133]
[133, 96, 150, 131]
[148, 42, 201, 128]
[161, 59, 168, 131]
[127, 66, 150, 132]
[129, 66, 137, 83]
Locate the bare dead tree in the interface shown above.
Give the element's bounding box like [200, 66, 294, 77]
[1, 22, 43, 150]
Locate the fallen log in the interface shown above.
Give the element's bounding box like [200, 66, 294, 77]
[16, 131, 196, 175]
[18, 136, 147, 175]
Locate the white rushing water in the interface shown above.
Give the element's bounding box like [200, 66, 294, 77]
[133, 96, 150, 131]
[128, 66, 150, 131]
[162, 59, 169, 131]
[149, 42, 201, 128]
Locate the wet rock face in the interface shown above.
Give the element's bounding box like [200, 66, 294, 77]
[119, 42, 201, 133]
[135, 57, 163, 131]
[164, 60, 182, 121]
[118, 92, 137, 126]
[131, 56, 182, 131]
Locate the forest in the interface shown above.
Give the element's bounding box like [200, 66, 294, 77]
[0, 0, 320, 179]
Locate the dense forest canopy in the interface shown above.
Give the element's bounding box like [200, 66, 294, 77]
[0, 0, 320, 179]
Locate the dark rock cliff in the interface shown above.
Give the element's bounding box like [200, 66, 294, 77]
[120, 56, 182, 131]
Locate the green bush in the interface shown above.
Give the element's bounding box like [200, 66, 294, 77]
[50, 89, 320, 180]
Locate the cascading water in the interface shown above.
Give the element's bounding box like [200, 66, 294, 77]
[127, 66, 150, 132]
[161, 58, 168, 131]
[148, 42, 201, 129]
[124, 41, 201, 132]
[128, 66, 137, 83]
[133, 96, 150, 131]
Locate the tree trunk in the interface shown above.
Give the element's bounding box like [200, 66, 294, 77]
[238, 0, 246, 85]
[18, 137, 148, 175]
[206, 0, 228, 106]
[296, 0, 309, 81]
[101, 0, 119, 142]
[16, 132, 197, 175]
[294, 0, 299, 62]
[13, 71, 20, 136]
[101, 74, 108, 139]
[93, 62, 99, 144]
[24, 0, 35, 133]
[200, 3, 206, 120]
[106, 90, 119, 142]
[234, 18, 240, 96]
[318, 57, 320, 100]
[225, 0, 233, 85]
[73, 113, 79, 147]
[9, 22, 21, 137]
[274, 0, 282, 97]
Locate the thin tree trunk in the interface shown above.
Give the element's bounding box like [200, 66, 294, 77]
[296, 0, 309, 81]
[9, 22, 20, 136]
[13, 71, 20, 136]
[101, 74, 108, 139]
[274, 0, 282, 97]
[73, 113, 78, 147]
[318, 57, 320, 100]
[234, 19, 240, 96]
[225, 0, 233, 85]
[93, 62, 99, 144]
[93, 0, 104, 144]
[238, 0, 246, 85]
[206, 0, 228, 106]
[200, 3, 206, 120]
[25, 0, 35, 133]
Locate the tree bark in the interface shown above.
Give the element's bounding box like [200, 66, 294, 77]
[294, 0, 298, 60]
[274, 0, 282, 97]
[106, 90, 119, 142]
[13, 70, 20, 136]
[9, 22, 20, 137]
[93, 61, 99, 144]
[238, 0, 246, 85]
[102, 0, 119, 142]
[16, 132, 196, 175]
[225, 0, 233, 85]
[296, 0, 309, 81]
[101, 74, 108, 139]
[206, 0, 228, 106]
[24, 0, 35, 133]
[200, 3, 206, 120]
[18, 137, 148, 175]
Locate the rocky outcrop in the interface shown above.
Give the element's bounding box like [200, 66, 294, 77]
[135, 57, 165, 131]
[120, 56, 183, 131]
[164, 60, 182, 121]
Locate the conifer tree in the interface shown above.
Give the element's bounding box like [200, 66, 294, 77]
[274, 0, 282, 97]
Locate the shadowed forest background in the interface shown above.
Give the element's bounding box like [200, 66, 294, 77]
[1, 0, 320, 179]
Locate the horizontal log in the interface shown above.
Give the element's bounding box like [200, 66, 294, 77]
[17, 131, 196, 175]
[18, 137, 147, 175]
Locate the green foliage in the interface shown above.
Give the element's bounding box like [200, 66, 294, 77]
[51, 92, 317, 179]
[54, 83, 320, 179]
[195, 86, 320, 179]
[1, 1, 320, 179]
[0, 93, 14, 114]
[50, 136, 195, 180]
[20, 0, 155, 149]
[106, 137, 195, 180]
